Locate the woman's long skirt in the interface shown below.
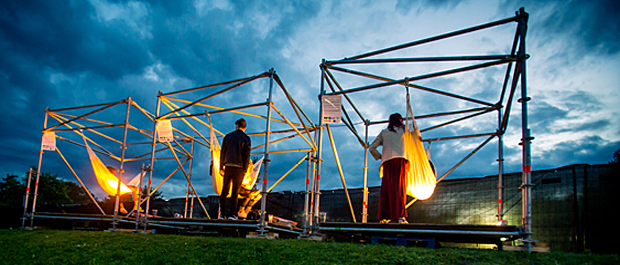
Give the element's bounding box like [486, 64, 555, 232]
[377, 158, 408, 221]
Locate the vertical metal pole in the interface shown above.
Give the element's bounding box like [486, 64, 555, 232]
[517, 8, 533, 253]
[135, 163, 145, 232]
[259, 69, 275, 235]
[302, 151, 312, 236]
[183, 140, 192, 219]
[362, 120, 370, 223]
[144, 95, 162, 232]
[188, 139, 196, 219]
[21, 168, 33, 229]
[30, 112, 49, 228]
[497, 109, 505, 224]
[308, 128, 319, 230]
[113, 97, 132, 231]
[313, 61, 327, 229]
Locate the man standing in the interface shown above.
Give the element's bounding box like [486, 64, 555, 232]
[219, 118, 251, 220]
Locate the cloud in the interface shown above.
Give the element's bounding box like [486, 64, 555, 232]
[1, 0, 618, 201]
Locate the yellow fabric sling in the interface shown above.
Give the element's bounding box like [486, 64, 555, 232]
[403, 88, 437, 200]
[83, 135, 134, 196]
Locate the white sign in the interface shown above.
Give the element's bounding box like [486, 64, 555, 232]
[156, 120, 174, 142]
[321, 95, 342, 124]
[41, 132, 56, 151]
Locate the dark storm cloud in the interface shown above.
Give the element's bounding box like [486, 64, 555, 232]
[529, 101, 567, 134]
[535, 136, 620, 169]
[501, 0, 620, 55]
[1, 0, 618, 201]
[0, 0, 152, 81]
[396, 0, 465, 14]
[145, 0, 321, 85]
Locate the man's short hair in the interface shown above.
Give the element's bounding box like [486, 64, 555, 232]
[235, 118, 247, 129]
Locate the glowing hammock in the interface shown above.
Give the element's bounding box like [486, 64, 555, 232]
[83, 136, 142, 196]
[403, 93, 437, 200]
[209, 125, 263, 197]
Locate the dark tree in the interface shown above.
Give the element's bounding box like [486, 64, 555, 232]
[0, 170, 92, 228]
[0, 174, 24, 208]
[610, 148, 620, 165]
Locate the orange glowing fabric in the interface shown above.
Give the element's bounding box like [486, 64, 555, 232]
[84, 140, 132, 196]
[403, 98, 436, 200]
[210, 126, 262, 196]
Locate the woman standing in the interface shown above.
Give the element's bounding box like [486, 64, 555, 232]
[369, 113, 409, 224]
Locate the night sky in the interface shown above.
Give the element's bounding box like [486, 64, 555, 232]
[1, 0, 619, 200]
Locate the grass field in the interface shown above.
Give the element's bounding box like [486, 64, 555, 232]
[0, 229, 618, 265]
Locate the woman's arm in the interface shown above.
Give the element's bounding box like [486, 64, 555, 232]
[369, 131, 383, 161]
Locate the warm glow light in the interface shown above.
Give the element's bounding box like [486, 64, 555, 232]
[210, 127, 262, 197]
[403, 129, 436, 200]
[107, 179, 132, 194]
[84, 138, 132, 196]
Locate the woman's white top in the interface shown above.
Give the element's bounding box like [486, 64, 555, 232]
[369, 127, 407, 166]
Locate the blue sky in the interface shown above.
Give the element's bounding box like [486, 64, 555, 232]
[1, 0, 618, 200]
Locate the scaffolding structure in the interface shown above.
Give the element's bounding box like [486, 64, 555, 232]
[310, 8, 531, 250]
[21, 97, 198, 231]
[20, 8, 535, 251]
[148, 68, 316, 235]
[23, 69, 318, 235]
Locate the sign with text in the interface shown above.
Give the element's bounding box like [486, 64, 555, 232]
[156, 120, 174, 142]
[41, 132, 56, 151]
[321, 95, 342, 124]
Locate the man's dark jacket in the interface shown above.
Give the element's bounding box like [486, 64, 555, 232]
[220, 129, 251, 171]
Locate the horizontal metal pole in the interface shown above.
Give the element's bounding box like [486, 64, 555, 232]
[146, 219, 260, 228]
[159, 75, 263, 119]
[265, 225, 301, 235]
[140, 222, 190, 230]
[324, 78, 404, 96]
[47, 99, 125, 112]
[421, 108, 495, 133]
[52, 113, 115, 126]
[368, 107, 494, 125]
[34, 214, 112, 221]
[161, 72, 269, 96]
[344, 15, 519, 60]
[325, 59, 511, 96]
[56, 136, 114, 157]
[247, 127, 316, 137]
[423, 132, 497, 142]
[162, 112, 205, 121]
[46, 124, 124, 133]
[251, 148, 313, 155]
[206, 101, 268, 115]
[318, 226, 520, 237]
[45, 101, 124, 132]
[164, 97, 304, 128]
[327, 55, 518, 65]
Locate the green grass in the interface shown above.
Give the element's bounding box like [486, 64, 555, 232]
[0, 229, 617, 265]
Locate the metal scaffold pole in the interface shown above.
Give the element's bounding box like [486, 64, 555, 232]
[497, 109, 505, 224]
[516, 8, 533, 253]
[30, 112, 48, 229]
[112, 97, 132, 231]
[21, 168, 34, 229]
[188, 139, 196, 218]
[362, 120, 370, 223]
[302, 151, 312, 236]
[259, 68, 275, 235]
[144, 95, 162, 232]
[135, 163, 145, 231]
[313, 61, 327, 230]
